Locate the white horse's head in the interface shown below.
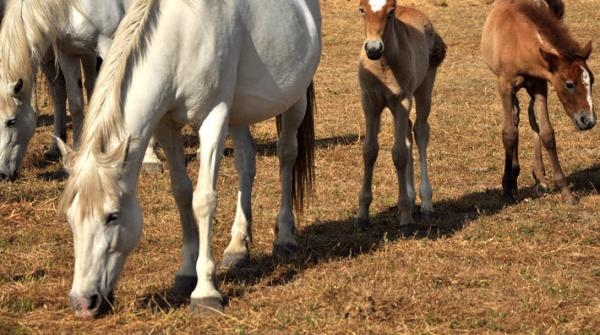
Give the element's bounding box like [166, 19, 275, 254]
[58, 137, 143, 318]
[0, 78, 36, 181]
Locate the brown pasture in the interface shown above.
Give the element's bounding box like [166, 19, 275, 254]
[1, 0, 599, 333]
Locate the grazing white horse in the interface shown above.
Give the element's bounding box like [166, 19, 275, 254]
[0, 0, 163, 181]
[58, 0, 321, 318]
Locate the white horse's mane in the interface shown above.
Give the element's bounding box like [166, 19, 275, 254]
[60, 0, 194, 218]
[0, 0, 75, 104]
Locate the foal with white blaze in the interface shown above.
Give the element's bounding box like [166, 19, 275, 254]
[58, 0, 320, 317]
[356, 0, 446, 228]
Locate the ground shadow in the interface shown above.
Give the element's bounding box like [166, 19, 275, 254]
[136, 166, 600, 312]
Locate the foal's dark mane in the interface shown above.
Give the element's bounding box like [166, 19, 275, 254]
[517, 0, 584, 60]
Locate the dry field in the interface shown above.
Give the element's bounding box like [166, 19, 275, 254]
[1, 0, 600, 333]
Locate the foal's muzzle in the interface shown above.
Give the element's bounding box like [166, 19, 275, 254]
[574, 111, 596, 130]
[365, 40, 384, 60]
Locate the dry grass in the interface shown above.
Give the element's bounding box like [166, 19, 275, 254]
[2, 0, 600, 333]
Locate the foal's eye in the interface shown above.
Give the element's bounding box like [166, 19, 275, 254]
[106, 212, 119, 225]
[564, 81, 576, 90]
[5, 118, 16, 127]
[359, 6, 365, 15]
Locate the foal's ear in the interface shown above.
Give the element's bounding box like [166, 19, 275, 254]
[55, 136, 74, 174]
[579, 40, 592, 60]
[540, 48, 559, 72]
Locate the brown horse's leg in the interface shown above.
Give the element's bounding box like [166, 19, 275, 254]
[356, 91, 383, 230]
[526, 78, 577, 204]
[498, 79, 520, 203]
[413, 69, 437, 214]
[391, 97, 413, 226]
[525, 78, 549, 195]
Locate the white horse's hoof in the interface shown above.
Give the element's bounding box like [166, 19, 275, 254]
[420, 203, 434, 215]
[220, 252, 250, 270]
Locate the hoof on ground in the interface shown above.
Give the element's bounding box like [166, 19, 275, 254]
[142, 162, 164, 173]
[420, 205, 434, 215]
[562, 191, 579, 205]
[190, 297, 224, 315]
[220, 252, 250, 270]
[533, 183, 549, 197]
[502, 194, 516, 204]
[171, 275, 197, 297]
[353, 218, 370, 232]
[43, 148, 61, 162]
[272, 243, 299, 261]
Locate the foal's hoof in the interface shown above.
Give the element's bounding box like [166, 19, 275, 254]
[533, 182, 549, 197]
[142, 162, 164, 174]
[43, 147, 61, 162]
[353, 217, 370, 232]
[273, 243, 299, 261]
[190, 297, 224, 315]
[502, 194, 516, 204]
[171, 275, 197, 297]
[561, 191, 579, 205]
[220, 252, 250, 270]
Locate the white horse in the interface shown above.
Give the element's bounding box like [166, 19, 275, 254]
[57, 0, 321, 318]
[0, 0, 163, 181]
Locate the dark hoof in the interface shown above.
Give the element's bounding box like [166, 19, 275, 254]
[43, 148, 61, 162]
[353, 217, 370, 232]
[171, 275, 197, 297]
[273, 243, 299, 261]
[190, 297, 224, 314]
[533, 183, 549, 197]
[220, 252, 250, 270]
[502, 194, 516, 204]
[562, 192, 579, 205]
[142, 162, 164, 173]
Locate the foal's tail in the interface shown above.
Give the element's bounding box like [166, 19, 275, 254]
[275, 81, 316, 215]
[430, 32, 447, 69]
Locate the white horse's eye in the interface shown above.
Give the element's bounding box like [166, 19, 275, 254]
[5, 118, 16, 127]
[106, 212, 119, 225]
[565, 81, 576, 90]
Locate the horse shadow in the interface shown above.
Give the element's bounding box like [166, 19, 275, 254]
[135, 165, 600, 313]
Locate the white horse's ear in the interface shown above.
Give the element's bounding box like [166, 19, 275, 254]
[54, 136, 74, 173]
[8, 79, 23, 97]
[105, 136, 131, 169]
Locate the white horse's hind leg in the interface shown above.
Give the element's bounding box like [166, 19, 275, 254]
[80, 54, 97, 101]
[273, 100, 306, 259]
[57, 51, 85, 148]
[153, 120, 198, 297]
[40, 59, 67, 161]
[190, 102, 229, 312]
[414, 71, 436, 214]
[356, 91, 383, 230]
[221, 126, 255, 270]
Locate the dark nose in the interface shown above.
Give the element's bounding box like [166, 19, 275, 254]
[575, 112, 596, 130]
[365, 40, 384, 60]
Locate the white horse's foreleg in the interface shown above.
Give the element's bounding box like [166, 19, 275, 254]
[356, 91, 383, 230]
[414, 72, 436, 214]
[190, 102, 229, 312]
[40, 59, 67, 160]
[57, 51, 85, 148]
[391, 97, 413, 226]
[221, 126, 255, 270]
[152, 120, 198, 296]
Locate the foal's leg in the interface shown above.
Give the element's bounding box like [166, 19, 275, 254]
[152, 120, 198, 297]
[498, 78, 521, 203]
[525, 78, 549, 195]
[40, 59, 67, 161]
[413, 70, 438, 214]
[221, 126, 255, 270]
[273, 99, 306, 259]
[525, 78, 577, 203]
[391, 97, 414, 226]
[405, 118, 416, 208]
[356, 91, 383, 230]
[57, 51, 85, 148]
[190, 102, 229, 312]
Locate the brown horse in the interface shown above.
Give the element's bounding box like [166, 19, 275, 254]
[356, 0, 446, 228]
[481, 0, 595, 204]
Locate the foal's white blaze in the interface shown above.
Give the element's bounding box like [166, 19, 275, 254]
[581, 66, 593, 110]
[368, 0, 387, 12]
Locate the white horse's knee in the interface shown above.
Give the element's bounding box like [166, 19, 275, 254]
[193, 191, 218, 218]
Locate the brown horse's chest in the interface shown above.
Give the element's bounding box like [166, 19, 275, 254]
[359, 60, 414, 98]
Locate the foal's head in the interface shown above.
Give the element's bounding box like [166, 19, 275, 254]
[358, 0, 396, 60]
[541, 43, 596, 130]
